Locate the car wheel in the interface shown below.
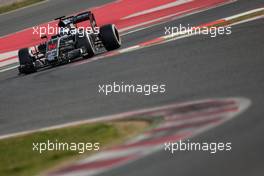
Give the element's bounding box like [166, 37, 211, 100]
[100, 24, 121, 51]
[18, 48, 36, 74]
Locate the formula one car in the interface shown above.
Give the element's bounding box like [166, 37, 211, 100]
[18, 11, 121, 74]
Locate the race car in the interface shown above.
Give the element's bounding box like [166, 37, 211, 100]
[18, 11, 121, 74]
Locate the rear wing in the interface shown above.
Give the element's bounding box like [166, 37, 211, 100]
[56, 11, 97, 28]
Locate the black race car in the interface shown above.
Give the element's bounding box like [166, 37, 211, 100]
[18, 11, 121, 74]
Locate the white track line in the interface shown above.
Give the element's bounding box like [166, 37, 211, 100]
[122, 0, 193, 19]
[0, 98, 240, 140]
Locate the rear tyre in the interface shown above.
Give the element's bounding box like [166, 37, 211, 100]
[100, 24, 121, 51]
[18, 48, 36, 74]
[76, 33, 95, 58]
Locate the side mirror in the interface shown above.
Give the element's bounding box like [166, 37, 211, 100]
[41, 35, 48, 39]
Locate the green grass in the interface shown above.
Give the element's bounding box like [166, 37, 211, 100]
[0, 121, 149, 176]
[0, 0, 45, 14]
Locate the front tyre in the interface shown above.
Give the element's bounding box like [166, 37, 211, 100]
[100, 24, 121, 51]
[18, 48, 36, 74]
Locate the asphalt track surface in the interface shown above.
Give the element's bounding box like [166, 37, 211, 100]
[0, 0, 264, 175]
[0, 0, 114, 36]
